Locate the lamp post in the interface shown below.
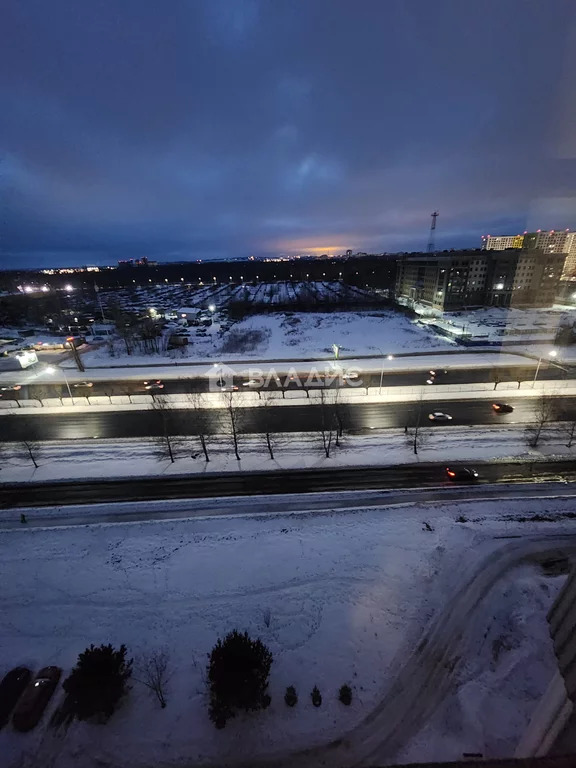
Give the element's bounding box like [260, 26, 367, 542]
[376, 349, 394, 394]
[45, 365, 74, 404]
[533, 349, 557, 388]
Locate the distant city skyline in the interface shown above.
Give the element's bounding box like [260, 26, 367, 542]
[1, 0, 575, 269]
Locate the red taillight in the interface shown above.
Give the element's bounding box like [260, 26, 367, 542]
[447, 470, 455, 477]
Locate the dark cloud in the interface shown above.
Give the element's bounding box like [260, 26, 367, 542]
[1, 0, 574, 267]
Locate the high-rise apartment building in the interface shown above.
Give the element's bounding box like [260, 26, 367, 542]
[482, 229, 576, 279]
[395, 249, 565, 311]
[481, 235, 524, 250]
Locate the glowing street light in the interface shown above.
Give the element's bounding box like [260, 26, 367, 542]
[376, 350, 394, 394]
[533, 349, 557, 387]
[45, 365, 74, 403]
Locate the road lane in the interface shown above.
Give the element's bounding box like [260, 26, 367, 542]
[0, 358, 571, 401]
[2, 394, 576, 440]
[1, 459, 575, 509]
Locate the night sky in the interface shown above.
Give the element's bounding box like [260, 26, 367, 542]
[1, 0, 575, 268]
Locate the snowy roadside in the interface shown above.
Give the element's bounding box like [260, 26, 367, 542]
[1, 424, 575, 485]
[0, 497, 574, 768]
[1, 377, 575, 415]
[0, 350, 554, 390]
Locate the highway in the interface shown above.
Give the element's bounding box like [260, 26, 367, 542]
[0, 359, 572, 401]
[1, 458, 575, 509]
[2, 393, 576, 441]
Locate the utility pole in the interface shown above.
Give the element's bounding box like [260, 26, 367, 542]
[67, 336, 86, 373]
[427, 211, 439, 253]
[94, 283, 106, 323]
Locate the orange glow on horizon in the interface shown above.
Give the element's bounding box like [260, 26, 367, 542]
[270, 238, 350, 255]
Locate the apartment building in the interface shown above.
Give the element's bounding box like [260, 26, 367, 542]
[482, 230, 576, 279]
[395, 249, 565, 310]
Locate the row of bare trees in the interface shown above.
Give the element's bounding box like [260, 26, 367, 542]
[3, 390, 575, 472]
[150, 388, 346, 464]
[525, 393, 576, 448]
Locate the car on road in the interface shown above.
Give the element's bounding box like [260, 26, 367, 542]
[0, 667, 32, 728]
[217, 383, 239, 392]
[143, 380, 164, 391]
[0, 385, 22, 392]
[445, 466, 479, 481]
[242, 379, 261, 387]
[72, 381, 94, 388]
[428, 412, 453, 421]
[12, 666, 61, 732]
[492, 402, 514, 413]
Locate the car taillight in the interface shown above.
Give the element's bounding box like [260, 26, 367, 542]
[447, 470, 455, 477]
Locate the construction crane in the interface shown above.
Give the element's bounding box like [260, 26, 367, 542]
[427, 211, 439, 253]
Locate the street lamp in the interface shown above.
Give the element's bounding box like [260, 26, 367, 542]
[376, 350, 394, 394]
[45, 365, 74, 403]
[533, 349, 557, 387]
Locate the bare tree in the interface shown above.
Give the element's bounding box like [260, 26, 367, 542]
[186, 391, 211, 462]
[406, 393, 427, 455]
[259, 391, 279, 459]
[557, 407, 576, 448]
[526, 393, 558, 448]
[152, 397, 181, 463]
[491, 370, 501, 391]
[331, 386, 346, 446]
[135, 650, 170, 709]
[318, 389, 336, 458]
[222, 390, 242, 461]
[18, 440, 42, 469]
[10, 417, 43, 468]
[563, 420, 576, 448]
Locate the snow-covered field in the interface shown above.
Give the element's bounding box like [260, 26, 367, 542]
[1, 424, 575, 484]
[0, 496, 573, 768]
[70, 310, 451, 368]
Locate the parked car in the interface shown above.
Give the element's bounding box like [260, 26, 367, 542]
[12, 666, 61, 732]
[72, 381, 94, 388]
[0, 667, 32, 728]
[492, 402, 514, 413]
[0, 385, 22, 392]
[446, 466, 479, 481]
[428, 412, 453, 421]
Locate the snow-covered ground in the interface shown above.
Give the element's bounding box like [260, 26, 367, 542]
[67, 310, 452, 368]
[394, 562, 566, 764]
[421, 305, 576, 345]
[4, 304, 576, 373]
[0, 495, 573, 768]
[1, 424, 575, 484]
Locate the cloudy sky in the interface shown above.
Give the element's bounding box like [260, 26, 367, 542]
[1, 0, 575, 267]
